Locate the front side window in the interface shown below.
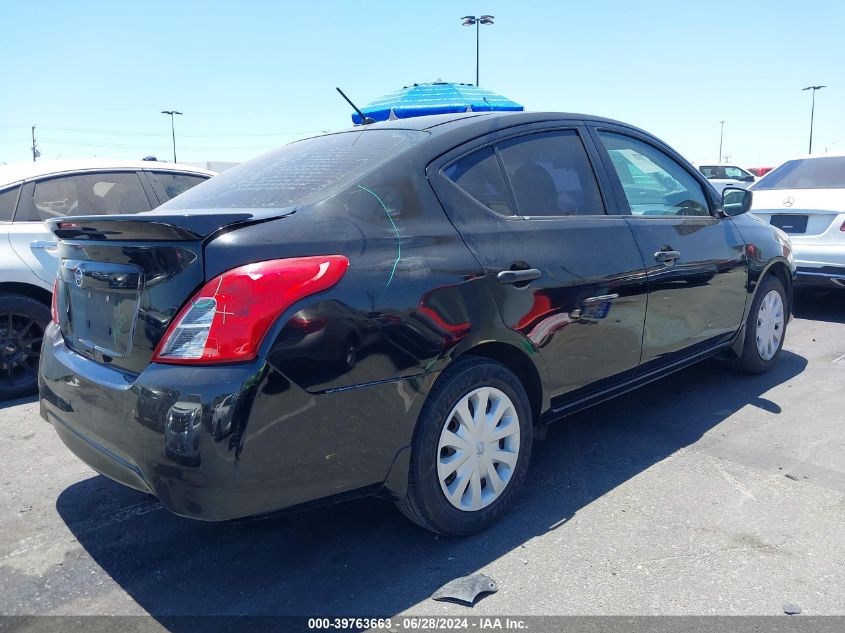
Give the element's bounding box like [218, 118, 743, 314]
[0, 185, 20, 222]
[149, 172, 208, 202]
[599, 132, 710, 217]
[752, 156, 845, 190]
[18, 172, 151, 221]
[443, 146, 513, 216]
[497, 130, 605, 217]
[724, 166, 750, 180]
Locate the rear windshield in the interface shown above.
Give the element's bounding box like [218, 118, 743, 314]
[753, 156, 845, 190]
[160, 129, 428, 210]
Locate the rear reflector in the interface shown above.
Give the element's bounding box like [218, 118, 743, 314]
[153, 256, 349, 364]
[51, 277, 59, 324]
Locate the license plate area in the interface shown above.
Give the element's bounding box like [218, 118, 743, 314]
[59, 259, 143, 358]
[770, 214, 808, 234]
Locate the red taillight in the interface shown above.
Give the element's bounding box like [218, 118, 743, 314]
[840, 220, 845, 232]
[153, 256, 349, 364]
[51, 277, 59, 324]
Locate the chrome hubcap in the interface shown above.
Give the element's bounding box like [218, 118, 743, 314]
[437, 386, 520, 512]
[756, 290, 784, 361]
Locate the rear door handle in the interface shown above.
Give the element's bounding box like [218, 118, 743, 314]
[497, 268, 542, 285]
[30, 240, 58, 251]
[654, 250, 681, 264]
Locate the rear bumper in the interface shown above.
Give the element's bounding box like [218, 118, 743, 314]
[39, 323, 422, 521]
[796, 265, 845, 288]
[791, 243, 845, 287]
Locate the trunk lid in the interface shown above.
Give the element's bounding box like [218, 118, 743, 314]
[750, 188, 845, 237]
[48, 210, 291, 374]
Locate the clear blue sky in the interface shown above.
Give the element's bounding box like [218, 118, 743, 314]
[1, 0, 840, 167]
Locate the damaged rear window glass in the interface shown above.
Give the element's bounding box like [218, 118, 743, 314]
[160, 129, 428, 210]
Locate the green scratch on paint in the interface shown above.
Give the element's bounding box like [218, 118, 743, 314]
[357, 184, 401, 287]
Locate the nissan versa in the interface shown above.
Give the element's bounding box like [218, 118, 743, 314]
[39, 112, 795, 535]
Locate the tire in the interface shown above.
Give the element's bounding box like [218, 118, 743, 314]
[733, 275, 787, 374]
[397, 356, 534, 536]
[0, 293, 50, 400]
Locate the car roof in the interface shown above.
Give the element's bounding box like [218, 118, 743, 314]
[330, 110, 647, 136]
[773, 151, 845, 162]
[0, 159, 216, 188]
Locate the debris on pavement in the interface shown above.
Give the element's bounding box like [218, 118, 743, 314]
[18, 505, 32, 513]
[783, 603, 802, 615]
[432, 573, 498, 606]
[785, 474, 799, 481]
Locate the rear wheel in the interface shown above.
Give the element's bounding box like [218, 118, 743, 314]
[0, 293, 50, 400]
[733, 275, 787, 374]
[397, 357, 533, 535]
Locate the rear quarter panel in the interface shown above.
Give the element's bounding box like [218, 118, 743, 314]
[202, 154, 531, 396]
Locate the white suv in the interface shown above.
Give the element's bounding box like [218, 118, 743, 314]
[0, 160, 214, 399]
[696, 163, 756, 193]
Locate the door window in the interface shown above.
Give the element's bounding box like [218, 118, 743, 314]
[497, 130, 605, 216]
[724, 166, 750, 180]
[698, 165, 721, 179]
[0, 185, 20, 221]
[599, 132, 710, 217]
[18, 172, 151, 221]
[149, 171, 208, 202]
[443, 146, 513, 216]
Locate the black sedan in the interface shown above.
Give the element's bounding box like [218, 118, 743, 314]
[39, 112, 795, 535]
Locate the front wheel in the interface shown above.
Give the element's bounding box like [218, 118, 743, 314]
[733, 275, 787, 374]
[396, 357, 533, 535]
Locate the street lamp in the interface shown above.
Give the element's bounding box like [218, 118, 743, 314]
[161, 110, 183, 163]
[719, 120, 725, 164]
[461, 14, 494, 87]
[801, 85, 826, 154]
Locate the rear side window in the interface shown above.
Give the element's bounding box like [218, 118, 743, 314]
[599, 132, 710, 217]
[753, 156, 845, 190]
[497, 130, 605, 216]
[443, 146, 513, 216]
[0, 185, 20, 221]
[18, 172, 151, 221]
[161, 129, 428, 210]
[699, 165, 720, 178]
[148, 171, 208, 202]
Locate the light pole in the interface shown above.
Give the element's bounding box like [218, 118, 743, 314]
[802, 85, 826, 154]
[719, 120, 725, 164]
[161, 110, 183, 163]
[461, 15, 494, 86]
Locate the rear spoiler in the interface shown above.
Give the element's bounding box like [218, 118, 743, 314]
[47, 208, 296, 242]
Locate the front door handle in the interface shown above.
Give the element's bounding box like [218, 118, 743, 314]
[30, 240, 58, 251]
[497, 268, 542, 285]
[654, 250, 681, 264]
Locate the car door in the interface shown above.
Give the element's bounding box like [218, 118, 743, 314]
[590, 127, 747, 365]
[428, 124, 648, 402]
[9, 170, 153, 284]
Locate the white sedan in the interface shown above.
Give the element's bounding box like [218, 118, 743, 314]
[749, 152, 845, 288]
[0, 159, 214, 399]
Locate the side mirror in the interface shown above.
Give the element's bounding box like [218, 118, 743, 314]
[743, 174, 755, 183]
[722, 187, 752, 216]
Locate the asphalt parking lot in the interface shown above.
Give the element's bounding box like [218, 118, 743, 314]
[1, 290, 843, 620]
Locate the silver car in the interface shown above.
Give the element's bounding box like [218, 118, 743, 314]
[0, 160, 214, 399]
[749, 153, 845, 288]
